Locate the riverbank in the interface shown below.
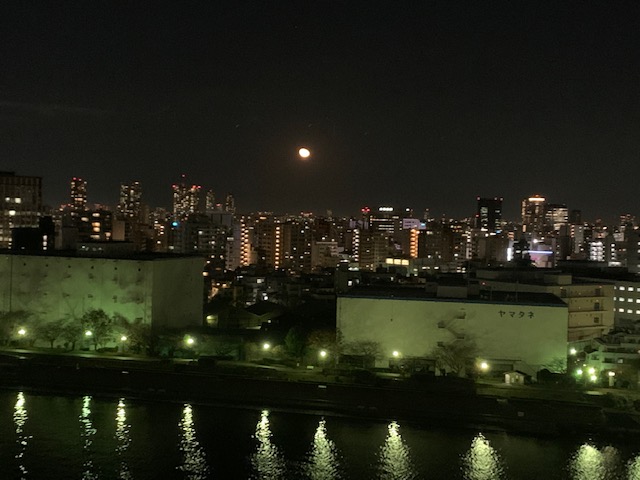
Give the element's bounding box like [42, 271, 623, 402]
[2, 350, 640, 440]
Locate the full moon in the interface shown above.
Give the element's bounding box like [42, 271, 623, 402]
[298, 147, 311, 158]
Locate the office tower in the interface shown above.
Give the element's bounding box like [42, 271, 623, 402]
[70, 177, 87, 213]
[172, 176, 201, 220]
[546, 204, 569, 233]
[225, 193, 236, 214]
[358, 230, 392, 271]
[475, 197, 503, 233]
[117, 181, 142, 221]
[205, 190, 216, 214]
[0, 171, 43, 248]
[521, 195, 546, 236]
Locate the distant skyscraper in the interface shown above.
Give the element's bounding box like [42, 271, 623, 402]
[521, 195, 546, 236]
[0, 171, 43, 248]
[117, 181, 142, 220]
[70, 177, 87, 213]
[205, 190, 216, 214]
[475, 197, 503, 233]
[172, 175, 201, 220]
[225, 193, 235, 214]
[545, 204, 568, 233]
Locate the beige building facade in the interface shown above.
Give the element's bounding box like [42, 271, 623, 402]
[337, 288, 568, 377]
[0, 252, 204, 330]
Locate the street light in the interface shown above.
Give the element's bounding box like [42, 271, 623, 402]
[185, 336, 195, 346]
[479, 361, 489, 372]
[392, 350, 400, 358]
[319, 350, 327, 358]
[85, 330, 93, 337]
[17, 328, 26, 336]
[263, 342, 271, 351]
[569, 348, 577, 356]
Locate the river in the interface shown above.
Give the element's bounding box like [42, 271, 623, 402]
[2, 389, 640, 479]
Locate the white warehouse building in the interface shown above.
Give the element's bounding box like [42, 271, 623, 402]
[0, 251, 204, 330]
[337, 286, 569, 377]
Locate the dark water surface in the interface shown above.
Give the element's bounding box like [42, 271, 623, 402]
[2, 389, 640, 479]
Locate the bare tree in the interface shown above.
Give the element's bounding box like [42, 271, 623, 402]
[36, 319, 66, 349]
[61, 322, 83, 351]
[342, 340, 383, 368]
[432, 340, 478, 377]
[81, 309, 113, 350]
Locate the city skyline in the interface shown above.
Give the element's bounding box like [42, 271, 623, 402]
[1, 2, 638, 220]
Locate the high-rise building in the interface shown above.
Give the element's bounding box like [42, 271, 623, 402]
[0, 171, 43, 248]
[225, 193, 236, 214]
[117, 181, 142, 221]
[172, 176, 201, 220]
[475, 197, 503, 233]
[521, 195, 546, 236]
[70, 177, 87, 213]
[205, 190, 217, 214]
[545, 204, 569, 233]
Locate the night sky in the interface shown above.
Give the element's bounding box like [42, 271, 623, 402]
[1, 1, 638, 221]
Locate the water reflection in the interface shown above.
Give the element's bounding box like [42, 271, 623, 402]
[627, 454, 640, 479]
[461, 433, 505, 480]
[251, 409, 286, 480]
[305, 419, 341, 480]
[14, 391, 29, 479]
[569, 443, 622, 480]
[80, 395, 98, 480]
[115, 398, 133, 480]
[377, 421, 417, 480]
[178, 403, 210, 479]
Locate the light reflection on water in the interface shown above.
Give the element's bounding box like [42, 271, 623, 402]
[461, 433, 505, 480]
[305, 419, 342, 480]
[569, 443, 624, 480]
[115, 398, 133, 480]
[251, 409, 286, 480]
[80, 395, 98, 480]
[6, 391, 640, 479]
[377, 421, 417, 480]
[14, 391, 29, 479]
[178, 403, 211, 480]
[627, 454, 640, 480]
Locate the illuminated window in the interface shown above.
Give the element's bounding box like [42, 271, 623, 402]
[619, 298, 626, 302]
[629, 287, 635, 291]
[628, 310, 633, 314]
[619, 308, 625, 313]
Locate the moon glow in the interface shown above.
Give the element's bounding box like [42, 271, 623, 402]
[298, 147, 311, 158]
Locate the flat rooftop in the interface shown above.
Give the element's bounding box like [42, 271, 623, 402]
[0, 249, 204, 261]
[340, 286, 567, 307]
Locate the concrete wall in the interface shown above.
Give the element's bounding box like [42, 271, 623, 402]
[151, 257, 204, 329]
[0, 254, 203, 329]
[337, 296, 568, 376]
